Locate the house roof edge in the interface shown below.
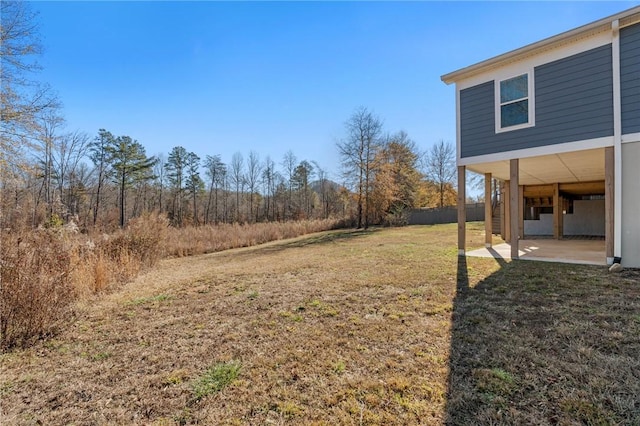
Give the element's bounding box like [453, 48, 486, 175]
[441, 5, 640, 85]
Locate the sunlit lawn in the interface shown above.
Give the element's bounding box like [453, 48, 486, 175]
[1, 223, 638, 425]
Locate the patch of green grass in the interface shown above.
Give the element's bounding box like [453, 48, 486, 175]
[276, 401, 305, 418]
[560, 398, 610, 424]
[308, 299, 339, 317]
[163, 369, 190, 386]
[91, 351, 111, 361]
[128, 294, 171, 306]
[247, 290, 259, 300]
[278, 310, 302, 322]
[474, 368, 516, 395]
[332, 360, 346, 374]
[192, 361, 241, 401]
[309, 299, 321, 308]
[0, 381, 14, 396]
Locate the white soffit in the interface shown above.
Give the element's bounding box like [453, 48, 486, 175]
[467, 148, 605, 185]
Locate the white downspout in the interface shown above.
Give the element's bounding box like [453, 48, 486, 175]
[612, 19, 623, 262]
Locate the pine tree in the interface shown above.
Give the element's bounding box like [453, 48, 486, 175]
[106, 136, 156, 227]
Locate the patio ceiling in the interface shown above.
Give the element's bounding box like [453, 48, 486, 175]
[466, 148, 605, 186]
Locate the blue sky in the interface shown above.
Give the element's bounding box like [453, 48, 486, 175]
[34, 1, 637, 180]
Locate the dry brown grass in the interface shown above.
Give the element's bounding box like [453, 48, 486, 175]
[164, 219, 345, 257]
[1, 212, 168, 350]
[1, 223, 639, 425]
[1, 216, 340, 351]
[448, 256, 640, 425]
[0, 231, 75, 349]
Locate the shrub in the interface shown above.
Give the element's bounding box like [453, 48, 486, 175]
[1, 214, 339, 351]
[102, 212, 168, 282]
[0, 231, 75, 350]
[1, 213, 168, 351]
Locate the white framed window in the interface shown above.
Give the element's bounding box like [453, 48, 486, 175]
[495, 71, 535, 133]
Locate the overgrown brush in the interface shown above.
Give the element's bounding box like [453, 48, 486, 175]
[98, 212, 168, 284]
[0, 231, 75, 350]
[165, 218, 345, 257]
[1, 212, 168, 351]
[1, 215, 343, 350]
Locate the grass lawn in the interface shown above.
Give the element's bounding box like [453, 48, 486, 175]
[1, 223, 639, 425]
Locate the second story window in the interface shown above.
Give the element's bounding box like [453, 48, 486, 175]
[496, 72, 534, 132]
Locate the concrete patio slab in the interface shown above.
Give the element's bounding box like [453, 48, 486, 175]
[466, 239, 606, 266]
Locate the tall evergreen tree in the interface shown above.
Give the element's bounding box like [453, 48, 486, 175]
[185, 151, 203, 225]
[204, 154, 226, 224]
[106, 135, 155, 227]
[292, 160, 314, 218]
[165, 146, 188, 226]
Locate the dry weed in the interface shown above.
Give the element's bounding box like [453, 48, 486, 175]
[0, 230, 75, 349]
[164, 219, 344, 257]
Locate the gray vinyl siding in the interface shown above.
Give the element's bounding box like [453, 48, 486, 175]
[621, 23, 640, 135]
[460, 44, 614, 158]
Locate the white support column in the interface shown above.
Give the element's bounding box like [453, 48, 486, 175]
[510, 159, 519, 260]
[458, 166, 466, 256]
[485, 173, 492, 248]
[605, 146, 615, 264]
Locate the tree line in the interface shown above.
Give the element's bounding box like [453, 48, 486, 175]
[0, 2, 459, 232]
[338, 106, 458, 229]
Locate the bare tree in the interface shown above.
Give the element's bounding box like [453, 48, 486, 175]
[246, 150, 262, 222]
[88, 129, 114, 226]
[424, 140, 456, 208]
[67, 161, 91, 225]
[337, 106, 383, 229]
[52, 130, 90, 218]
[153, 153, 166, 214]
[262, 156, 276, 221]
[33, 110, 64, 219]
[230, 152, 244, 222]
[281, 150, 297, 220]
[1, 1, 59, 166]
[312, 161, 329, 219]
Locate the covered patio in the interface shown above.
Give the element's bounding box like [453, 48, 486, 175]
[457, 145, 616, 266]
[466, 239, 606, 266]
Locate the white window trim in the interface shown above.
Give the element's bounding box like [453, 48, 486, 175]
[494, 70, 535, 134]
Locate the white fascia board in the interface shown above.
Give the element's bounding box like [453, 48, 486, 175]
[458, 136, 614, 167]
[456, 30, 612, 91]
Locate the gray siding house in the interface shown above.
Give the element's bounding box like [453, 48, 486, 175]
[442, 6, 640, 267]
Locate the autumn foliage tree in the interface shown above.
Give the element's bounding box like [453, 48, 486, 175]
[370, 131, 424, 223]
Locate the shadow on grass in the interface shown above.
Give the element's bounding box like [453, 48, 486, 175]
[448, 257, 640, 424]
